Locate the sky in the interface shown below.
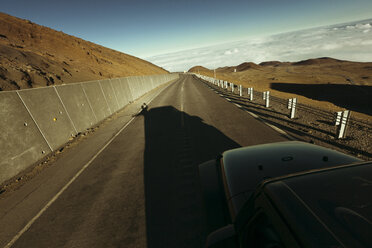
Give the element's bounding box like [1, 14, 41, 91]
[1, 0, 372, 69]
[147, 18, 372, 71]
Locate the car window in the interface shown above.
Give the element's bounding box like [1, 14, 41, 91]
[285, 164, 372, 247]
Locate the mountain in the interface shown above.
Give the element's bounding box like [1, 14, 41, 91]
[0, 12, 168, 91]
[188, 66, 210, 73]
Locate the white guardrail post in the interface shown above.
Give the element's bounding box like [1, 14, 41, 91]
[263, 91, 266, 100]
[231, 83, 234, 93]
[239, 85, 242, 96]
[265, 91, 270, 108]
[335, 111, 342, 126]
[289, 98, 297, 119]
[336, 110, 350, 139]
[249, 88, 253, 101]
[288, 98, 292, 109]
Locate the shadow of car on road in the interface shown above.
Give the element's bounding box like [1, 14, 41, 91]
[141, 106, 240, 248]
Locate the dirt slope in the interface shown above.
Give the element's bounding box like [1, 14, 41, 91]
[0, 12, 168, 91]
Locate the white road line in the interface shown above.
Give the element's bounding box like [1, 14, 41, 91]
[200, 79, 295, 141]
[4, 79, 175, 248]
[245, 110, 259, 119]
[4, 117, 136, 248]
[245, 111, 294, 140]
[263, 122, 295, 140]
[264, 122, 287, 135]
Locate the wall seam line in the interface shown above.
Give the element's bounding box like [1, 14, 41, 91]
[99, 81, 112, 115]
[109, 79, 121, 110]
[80, 83, 98, 123]
[16, 91, 53, 152]
[53, 86, 78, 135]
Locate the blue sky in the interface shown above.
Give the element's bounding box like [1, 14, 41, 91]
[1, 0, 372, 58]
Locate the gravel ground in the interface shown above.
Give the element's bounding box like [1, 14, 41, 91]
[201, 79, 372, 161]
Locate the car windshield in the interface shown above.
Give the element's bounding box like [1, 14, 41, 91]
[284, 163, 372, 248]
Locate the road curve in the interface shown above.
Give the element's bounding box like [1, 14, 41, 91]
[0, 74, 287, 248]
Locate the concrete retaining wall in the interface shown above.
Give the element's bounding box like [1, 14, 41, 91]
[0, 73, 178, 184]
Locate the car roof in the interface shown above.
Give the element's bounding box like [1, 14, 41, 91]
[264, 161, 372, 248]
[221, 141, 361, 217]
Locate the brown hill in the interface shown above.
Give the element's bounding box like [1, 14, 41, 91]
[236, 62, 261, 71]
[188, 66, 211, 73]
[292, 57, 346, 66]
[0, 12, 168, 91]
[215, 66, 233, 73]
[259, 61, 288, 67]
[190, 62, 262, 74]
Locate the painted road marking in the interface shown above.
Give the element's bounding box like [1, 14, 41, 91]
[201, 80, 295, 141]
[245, 111, 259, 119]
[4, 117, 136, 248]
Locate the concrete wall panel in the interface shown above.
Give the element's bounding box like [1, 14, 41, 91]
[120, 77, 133, 103]
[18, 87, 76, 151]
[100, 79, 119, 113]
[81, 81, 111, 121]
[127, 77, 139, 100]
[0, 91, 51, 183]
[111, 78, 127, 108]
[55, 84, 96, 133]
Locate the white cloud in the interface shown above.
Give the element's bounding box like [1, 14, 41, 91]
[146, 19, 372, 72]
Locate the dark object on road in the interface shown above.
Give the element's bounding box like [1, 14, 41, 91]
[141, 102, 148, 111]
[199, 141, 372, 247]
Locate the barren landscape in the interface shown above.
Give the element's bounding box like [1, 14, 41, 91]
[189, 58, 372, 122]
[0, 12, 168, 91]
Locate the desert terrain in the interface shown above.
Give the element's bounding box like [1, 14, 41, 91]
[0, 12, 168, 91]
[189, 58, 372, 121]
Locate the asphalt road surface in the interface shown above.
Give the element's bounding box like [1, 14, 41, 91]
[0, 74, 287, 248]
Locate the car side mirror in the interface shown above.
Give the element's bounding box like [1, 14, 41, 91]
[206, 224, 237, 247]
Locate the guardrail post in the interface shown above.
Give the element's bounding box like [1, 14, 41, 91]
[265, 91, 270, 108]
[263, 91, 266, 100]
[288, 98, 292, 109]
[337, 110, 350, 139]
[231, 83, 234, 93]
[290, 98, 297, 119]
[249, 88, 253, 101]
[239, 85, 242, 96]
[335, 111, 342, 126]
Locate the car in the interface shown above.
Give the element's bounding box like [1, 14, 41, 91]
[199, 141, 371, 247]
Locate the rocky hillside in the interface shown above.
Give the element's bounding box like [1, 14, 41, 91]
[0, 12, 168, 91]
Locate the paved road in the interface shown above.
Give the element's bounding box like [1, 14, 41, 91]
[0, 74, 287, 248]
